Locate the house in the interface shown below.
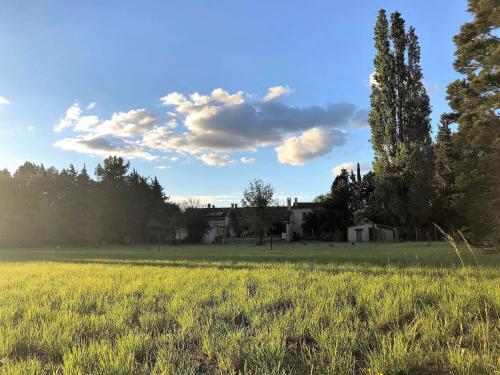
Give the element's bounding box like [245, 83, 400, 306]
[202, 205, 232, 244]
[288, 198, 319, 238]
[347, 222, 397, 243]
[195, 198, 316, 243]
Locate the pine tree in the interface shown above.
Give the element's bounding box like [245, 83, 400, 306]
[76, 165, 102, 245]
[369, 9, 433, 239]
[433, 119, 457, 229]
[95, 156, 131, 243]
[443, 0, 499, 244]
[146, 176, 167, 241]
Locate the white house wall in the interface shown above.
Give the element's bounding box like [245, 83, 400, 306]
[290, 208, 311, 238]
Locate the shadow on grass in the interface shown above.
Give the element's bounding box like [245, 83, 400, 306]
[1, 257, 494, 281]
[0, 242, 497, 271]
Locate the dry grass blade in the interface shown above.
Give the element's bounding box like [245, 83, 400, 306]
[457, 230, 479, 268]
[433, 223, 464, 267]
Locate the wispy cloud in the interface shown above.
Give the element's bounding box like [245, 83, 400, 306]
[262, 85, 293, 102]
[240, 156, 256, 164]
[54, 103, 82, 132]
[198, 153, 235, 166]
[0, 97, 11, 105]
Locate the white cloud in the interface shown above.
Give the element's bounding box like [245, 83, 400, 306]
[66, 103, 81, 120]
[74, 115, 100, 132]
[53, 87, 367, 165]
[87, 102, 97, 110]
[54, 103, 82, 132]
[54, 135, 157, 160]
[154, 165, 171, 170]
[164, 118, 177, 129]
[332, 161, 370, 176]
[161, 92, 187, 106]
[369, 72, 378, 86]
[27, 126, 35, 131]
[162, 155, 179, 162]
[263, 85, 293, 102]
[158, 87, 366, 153]
[276, 127, 347, 166]
[198, 153, 235, 166]
[92, 109, 157, 137]
[240, 156, 256, 164]
[0, 97, 11, 105]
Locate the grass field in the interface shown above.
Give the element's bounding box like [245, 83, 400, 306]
[0, 242, 498, 374]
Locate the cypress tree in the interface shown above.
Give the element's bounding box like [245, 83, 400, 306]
[443, 0, 499, 244]
[369, 10, 433, 239]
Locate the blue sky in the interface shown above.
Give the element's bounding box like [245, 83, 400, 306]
[0, 1, 468, 205]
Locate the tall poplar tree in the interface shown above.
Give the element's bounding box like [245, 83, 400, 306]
[444, 0, 499, 244]
[369, 10, 433, 239]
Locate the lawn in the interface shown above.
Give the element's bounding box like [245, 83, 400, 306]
[0, 242, 498, 374]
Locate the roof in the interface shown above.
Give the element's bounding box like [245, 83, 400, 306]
[292, 202, 319, 209]
[348, 222, 395, 230]
[206, 210, 227, 220]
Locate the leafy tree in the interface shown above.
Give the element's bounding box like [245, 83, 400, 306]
[352, 171, 385, 225]
[369, 10, 433, 239]
[181, 199, 209, 243]
[309, 169, 355, 241]
[443, 0, 499, 244]
[241, 179, 277, 245]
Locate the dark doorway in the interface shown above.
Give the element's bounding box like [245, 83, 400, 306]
[355, 229, 363, 242]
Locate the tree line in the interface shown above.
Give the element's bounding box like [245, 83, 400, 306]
[0, 157, 186, 247]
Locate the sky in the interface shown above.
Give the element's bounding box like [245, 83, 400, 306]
[0, 0, 469, 206]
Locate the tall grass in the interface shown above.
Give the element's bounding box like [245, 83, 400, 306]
[0, 242, 498, 374]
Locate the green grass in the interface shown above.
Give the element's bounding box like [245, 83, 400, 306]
[0, 242, 498, 374]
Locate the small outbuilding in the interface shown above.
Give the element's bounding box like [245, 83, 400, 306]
[347, 222, 397, 243]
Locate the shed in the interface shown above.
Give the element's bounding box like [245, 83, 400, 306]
[347, 222, 397, 243]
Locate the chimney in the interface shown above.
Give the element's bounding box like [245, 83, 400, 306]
[207, 203, 211, 209]
[212, 204, 215, 208]
[294, 197, 298, 205]
[231, 203, 234, 208]
[287, 197, 291, 211]
[235, 203, 238, 208]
